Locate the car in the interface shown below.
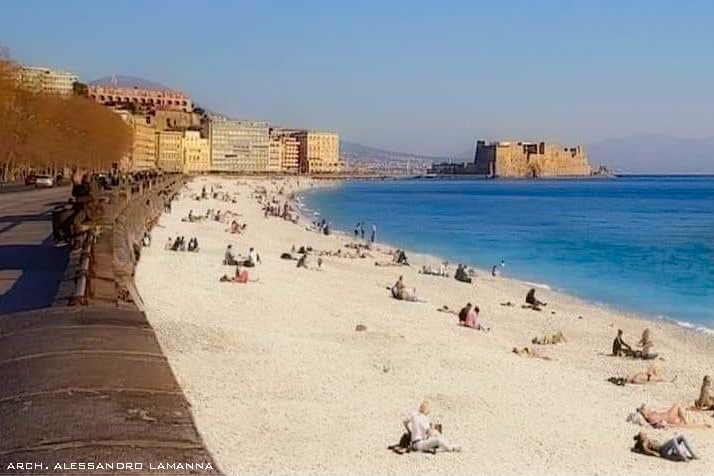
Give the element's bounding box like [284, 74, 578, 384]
[25, 174, 38, 186]
[35, 175, 55, 188]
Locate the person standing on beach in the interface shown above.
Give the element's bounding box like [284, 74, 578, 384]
[360, 222, 365, 240]
[354, 222, 360, 238]
[371, 223, 377, 243]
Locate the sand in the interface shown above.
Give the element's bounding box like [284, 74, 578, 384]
[135, 176, 714, 475]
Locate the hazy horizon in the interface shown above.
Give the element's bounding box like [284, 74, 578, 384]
[2, 0, 713, 170]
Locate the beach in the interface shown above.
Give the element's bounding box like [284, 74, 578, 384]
[135, 176, 714, 475]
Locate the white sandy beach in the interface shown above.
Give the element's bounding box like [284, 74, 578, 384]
[135, 176, 714, 475]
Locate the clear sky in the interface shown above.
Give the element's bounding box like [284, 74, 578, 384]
[2, 0, 713, 156]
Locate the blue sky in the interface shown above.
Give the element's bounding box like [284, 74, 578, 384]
[2, 0, 713, 156]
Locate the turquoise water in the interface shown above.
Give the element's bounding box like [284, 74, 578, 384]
[300, 177, 714, 327]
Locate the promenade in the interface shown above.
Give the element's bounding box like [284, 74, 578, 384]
[0, 187, 70, 314]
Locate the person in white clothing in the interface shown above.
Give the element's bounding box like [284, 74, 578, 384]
[403, 400, 461, 453]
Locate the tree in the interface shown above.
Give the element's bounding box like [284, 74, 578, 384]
[0, 45, 131, 181]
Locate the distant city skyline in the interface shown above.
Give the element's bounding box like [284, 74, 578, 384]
[2, 0, 713, 171]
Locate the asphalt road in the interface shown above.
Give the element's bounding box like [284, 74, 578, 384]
[0, 186, 72, 314]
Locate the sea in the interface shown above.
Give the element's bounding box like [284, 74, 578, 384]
[299, 176, 714, 329]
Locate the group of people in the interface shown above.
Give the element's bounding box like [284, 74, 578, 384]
[224, 244, 261, 267]
[612, 328, 658, 360]
[165, 236, 199, 252]
[353, 221, 377, 243]
[454, 264, 473, 284]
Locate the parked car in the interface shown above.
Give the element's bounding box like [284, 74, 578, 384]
[35, 175, 55, 188]
[25, 174, 38, 186]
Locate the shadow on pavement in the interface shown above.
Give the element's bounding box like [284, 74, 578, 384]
[0, 234, 69, 314]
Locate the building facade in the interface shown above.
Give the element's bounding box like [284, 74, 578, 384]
[130, 115, 157, 171]
[181, 130, 210, 174]
[292, 131, 341, 174]
[473, 140, 592, 177]
[156, 130, 183, 172]
[207, 117, 270, 173]
[88, 85, 192, 112]
[18, 65, 79, 96]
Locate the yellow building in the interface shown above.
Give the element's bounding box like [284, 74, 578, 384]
[280, 135, 300, 173]
[268, 137, 282, 173]
[129, 115, 157, 170]
[18, 65, 79, 96]
[293, 131, 341, 174]
[181, 130, 210, 174]
[156, 130, 183, 172]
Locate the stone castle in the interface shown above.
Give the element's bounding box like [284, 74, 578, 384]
[472, 140, 592, 178]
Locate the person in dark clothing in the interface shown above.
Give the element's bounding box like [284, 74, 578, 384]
[612, 329, 633, 356]
[525, 288, 546, 310]
[454, 264, 472, 284]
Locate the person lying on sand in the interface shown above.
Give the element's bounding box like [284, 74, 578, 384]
[532, 331, 567, 345]
[512, 347, 551, 360]
[633, 431, 699, 462]
[420, 263, 448, 277]
[391, 276, 426, 303]
[637, 403, 711, 429]
[693, 376, 714, 410]
[524, 288, 546, 310]
[400, 400, 461, 454]
[608, 363, 676, 386]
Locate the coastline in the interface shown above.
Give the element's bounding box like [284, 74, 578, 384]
[136, 176, 714, 475]
[298, 180, 714, 339]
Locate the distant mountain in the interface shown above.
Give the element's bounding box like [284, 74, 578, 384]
[587, 134, 714, 174]
[88, 75, 175, 91]
[341, 141, 450, 166]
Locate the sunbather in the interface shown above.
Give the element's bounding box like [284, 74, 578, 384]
[694, 376, 714, 410]
[637, 403, 711, 429]
[391, 276, 425, 302]
[512, 346, 551, 360]
[532, 331, 567, 345]
[524, 288, 546, 310]
[402, 400, 461, 453]
[633, 432, 698, 461]
[608, 363, 675, 386]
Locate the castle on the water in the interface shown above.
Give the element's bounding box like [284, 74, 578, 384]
[429, 139, 594, 178]
[473, 140, 592, 178]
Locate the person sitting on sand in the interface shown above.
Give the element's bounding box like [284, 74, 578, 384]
[633, 431, 698, 462]
[224, 245, 239, 265]
[454, 264, 472, 284]
[241, 247, 261, 267]
[396, 250, 409, 266]
[220, 265, 256, 284]
[532, 331, 567, 345]
[391, 276, 425, 303]
[512, 346, 552, 360]
[637, 403, 711, 429]
[608, 363, 676, 386]
[524, 288, 546, 310]
[187, 237, 199, 252]
[612, 329, 634, 356]
[462, 304, 489, 331]
[636, 328, 657, 360]
[694, 376, 714, 410]
[165, 237, 173, 251]
[402, 400, 461, 453]
[296, 254, 309, 269]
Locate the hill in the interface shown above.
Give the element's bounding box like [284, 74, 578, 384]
[88, 75, 175, 91]
[340, 141, 450, 171]
[587, 134, 714, 174]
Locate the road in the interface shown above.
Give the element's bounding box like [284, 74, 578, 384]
[0, 187, 72, 314]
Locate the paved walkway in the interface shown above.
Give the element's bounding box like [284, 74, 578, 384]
[0, 187, 71, 314]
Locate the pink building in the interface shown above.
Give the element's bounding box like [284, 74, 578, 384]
[88, 84, 192, 112]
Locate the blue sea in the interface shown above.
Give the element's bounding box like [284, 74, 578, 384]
[300, 176, 714, 328]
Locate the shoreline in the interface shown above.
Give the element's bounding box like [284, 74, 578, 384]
[297, 182, 714, 340]
[135, 176, 714, 475]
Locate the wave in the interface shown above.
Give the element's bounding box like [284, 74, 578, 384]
[523, 281, 551, 290]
